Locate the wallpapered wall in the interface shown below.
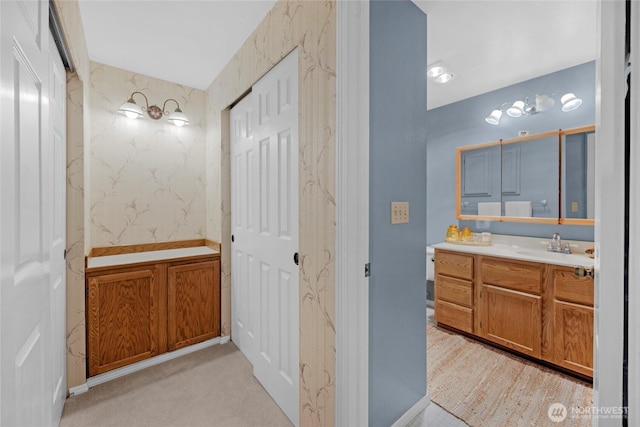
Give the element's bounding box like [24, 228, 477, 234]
[56, 3, 337, 423]
[206, 1, 336, 425]
[53, 0, 90, 391]
[89, 62, 207, 247]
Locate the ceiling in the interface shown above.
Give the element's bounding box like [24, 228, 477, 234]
[77, 0, 277, 90]
[414, 1, 597, 109]
[77, 1, 597, 106]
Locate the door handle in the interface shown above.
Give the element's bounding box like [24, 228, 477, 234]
[231, 235, 235, 242]
[294, 252, 299, 266]
[574, 266, 594, 278]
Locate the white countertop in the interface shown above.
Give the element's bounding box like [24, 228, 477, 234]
[87, 246, 220, 269]
[431, 234, 594, 268]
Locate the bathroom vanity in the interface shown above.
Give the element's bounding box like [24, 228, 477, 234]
[433, 236, 594, 378]
[85, 240, 221, 377]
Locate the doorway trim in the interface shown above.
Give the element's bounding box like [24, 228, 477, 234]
[594, 0, 626, 422]
[335, 1, 370, 426]
[627, 0, 639, 424]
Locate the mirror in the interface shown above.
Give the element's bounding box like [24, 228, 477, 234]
[456, 125, 594, 225]
[459, 142, 501, 217]
[560, 126, 596, 224]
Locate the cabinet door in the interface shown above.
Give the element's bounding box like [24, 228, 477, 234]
[482, 284, 541, 357]
[168, 260, 221, 351]
[554, 300, 594, 377]
[87, 268, 161, 376]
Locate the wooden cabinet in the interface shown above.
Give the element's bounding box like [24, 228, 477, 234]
[87, 266, 162, 376]
[434, 250, 474, 333]
[434, 249, 593, 378]
[482, 284, 542, 357]
[168, 261, 221, 351]
[551, 266, 594, 377]
[479, 257, 544, 358]
[86, 244, 220, 377]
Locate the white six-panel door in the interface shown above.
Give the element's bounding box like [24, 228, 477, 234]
[231, 49, 299, 426]
[1, 0, 67, 425]
[231, 93, 257, 366]
[49, 31, 67, 425]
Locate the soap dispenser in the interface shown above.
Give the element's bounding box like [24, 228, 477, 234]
[446, 224, 460, 242]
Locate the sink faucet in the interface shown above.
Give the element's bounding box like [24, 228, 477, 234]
[549, 232, 562, 252]
[548, 232, 570, 253]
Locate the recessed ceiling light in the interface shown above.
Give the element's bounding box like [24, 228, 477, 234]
[427, 65, 445, 78]
[434, 72, 453, 84]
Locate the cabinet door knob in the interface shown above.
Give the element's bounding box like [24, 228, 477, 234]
[574, 266, 593, 278]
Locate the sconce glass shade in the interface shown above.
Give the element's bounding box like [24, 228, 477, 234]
[535, 94, 555, 112]
[561, 93, 582, 112]
[506, 100, 525, 118]
[118, 98, 144, 119]
[485, 108, 502, 125]
[167, 108, 189, 127]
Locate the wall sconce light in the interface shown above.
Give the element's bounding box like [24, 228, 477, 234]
[118, 91, 189, 127]
[485, 92, 582, 125]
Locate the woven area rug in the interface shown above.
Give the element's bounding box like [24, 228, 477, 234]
[427, 321, 593, 427]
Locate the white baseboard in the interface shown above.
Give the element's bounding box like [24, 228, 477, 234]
[68, 383, 89, 397]
[86, 337, 221, 389]
[220, 335, 230, 344]
[391, 394, 430, 427]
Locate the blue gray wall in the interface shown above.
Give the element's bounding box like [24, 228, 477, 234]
[369, 1, 427, 426]
[426, 61, 596, 245]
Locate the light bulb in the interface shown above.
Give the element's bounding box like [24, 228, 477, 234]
[427, 66, 445, 78]
[506, 100, 525, 118]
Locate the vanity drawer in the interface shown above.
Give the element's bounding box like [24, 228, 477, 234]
[436, 275, 473, 307]
[435, 250, 474, 280]
[435, 300, 473, 334]
[553, 268, 594, 306]
[480, 257, 543, 295]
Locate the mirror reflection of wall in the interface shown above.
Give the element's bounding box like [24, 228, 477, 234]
[502, 135, 559, 219]
[561, 128, 596, 221]
[460, 144, 501, 216]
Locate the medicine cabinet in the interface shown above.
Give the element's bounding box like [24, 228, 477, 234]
[456, 125, 595, 225]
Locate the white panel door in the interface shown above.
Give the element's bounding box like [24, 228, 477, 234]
[49, 31, 67, 425]
[231, 93, 258, 366]
[252, 48, 299, 427]
[0, 0, 53, 425]
[231, 49, 299, 426]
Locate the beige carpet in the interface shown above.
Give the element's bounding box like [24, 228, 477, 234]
[427, 322, 593, 427]
[60, 342, 292, 427]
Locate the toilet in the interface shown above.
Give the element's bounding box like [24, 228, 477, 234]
[426, 246, 435, 306]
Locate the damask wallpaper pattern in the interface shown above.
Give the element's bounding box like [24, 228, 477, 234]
[207, 1, 336, 425]
[89, 62, 207, 248]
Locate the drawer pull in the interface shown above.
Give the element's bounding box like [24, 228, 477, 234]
[574, 266, 594, 278]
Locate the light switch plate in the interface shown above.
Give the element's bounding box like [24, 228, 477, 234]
[391, 202, 409, 224]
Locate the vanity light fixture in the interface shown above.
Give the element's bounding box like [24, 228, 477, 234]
[560, 93, 582, 112]
[427, 61, 454, 84]
[118, 91, 189, 127]
[485, 108, 503, 125]
[485, 92, 582, 125]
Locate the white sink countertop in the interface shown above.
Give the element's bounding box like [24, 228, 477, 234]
[431, 234, 594, 268]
